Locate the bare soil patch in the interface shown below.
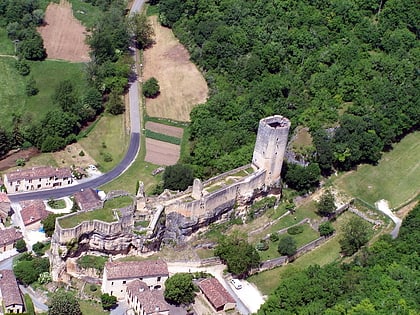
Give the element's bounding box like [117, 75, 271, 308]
[144, 138, 180, 166]
[52, 142, 96, 168]
[145, 121, 183, 138]
[142, 16, 208, 122]
[0, 148, 40, 171]
[37, 0, 90, 62]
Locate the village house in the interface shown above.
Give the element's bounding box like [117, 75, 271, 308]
[0, 192, 11, 224]
[126, 279, 170, 315]
[0, 269, 25, 314]
[0, 227, 23, 253]
[198, 278, 236, 312]
[102, 260, 169, 300]
[3, 166, 73, 193]
[73, 188, 103, 211]
[20, 200, 49, 230]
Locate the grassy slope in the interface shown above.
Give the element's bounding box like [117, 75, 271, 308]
[0, 58, 26, 129]
[79, 114, 129, 172]
[0, 27, 14, 54]
[68, 0, 103, 28]
[335, 131, 420, 208]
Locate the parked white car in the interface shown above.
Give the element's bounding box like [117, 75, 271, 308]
[230, 278, 242, 289]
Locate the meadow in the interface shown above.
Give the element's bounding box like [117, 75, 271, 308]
[335, 131, 420, 209]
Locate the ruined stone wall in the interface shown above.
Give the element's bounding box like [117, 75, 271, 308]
[164, 170, 266, 219]
[55, 215, 134, 244]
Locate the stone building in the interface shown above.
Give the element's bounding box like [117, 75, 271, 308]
[20, 200, 49, 230]
[0, 269, 24, 314]
[198, 277, 236, 312]
[102, 260, 169, 300]
[3, 166, 73, 193]
[0, 192, 11, 224]
[126, 279, 170, 315]
[74, 188, 103, 211]
[0, 227, 23, 253]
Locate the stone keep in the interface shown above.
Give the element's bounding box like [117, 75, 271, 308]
[252, 115, 290, 186]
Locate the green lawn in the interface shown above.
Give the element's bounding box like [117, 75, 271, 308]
[0, 57, 26, 129]
[249, 234, 342, 295]
[79, 300, 109, 315]
[335, 131, 420, 209]
[69, 0, 103, 29]
[79, 114, 129, 172]
[103, 195, 133, 210]
[59, 208, 117, 229]
[0, 58, 86, 130]
[257, 224, 320, 261]
[0, 27, 14, 55]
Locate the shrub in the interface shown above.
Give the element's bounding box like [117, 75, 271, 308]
[256, 240, 269, 251]
[15, 60, 30, 76]
[79, 150, 85, 156]
[269, 233, 279, 242]
[143, 77, 160, 98]
[287, 225, 304, 235]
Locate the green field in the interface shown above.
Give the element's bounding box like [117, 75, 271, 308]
[335, 131, 420, 209]
[68, 0, 103, 29]
[79, 114, 129, 172]
[59, 208, 116, 228]
[79, 300, 109, 315]
[0, 28, 14, 54]
[0, 57, 85, 129]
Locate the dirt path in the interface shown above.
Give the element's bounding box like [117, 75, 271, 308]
[375, 199, 402, 238]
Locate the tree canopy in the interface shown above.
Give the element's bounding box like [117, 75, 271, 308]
[339, 216, 371, 256]
[164, 273, 196, 305]
[48, 291, 82, 315]
[156, 0, 419, 178]
[258, 203, 420, 314]
[162, 164, 194, 191]
[214, 233, 260, 276]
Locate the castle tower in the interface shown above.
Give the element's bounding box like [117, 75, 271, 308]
[252, 115, 290, 186]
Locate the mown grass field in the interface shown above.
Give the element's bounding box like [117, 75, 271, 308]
[0, 57, 85, 130]
[0, 27, 14, 54]
[59, 207, 116, 229]
[79, 114, 129, 172]
[335, 131, 420, 209]
[68, 0, 102, 29]
[79, 300, 109, 315]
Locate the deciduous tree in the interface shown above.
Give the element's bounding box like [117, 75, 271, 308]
[339, 217, 370, 256]
[277, 235, 297, 256]
[164, 273, 195, 305]
[48, 291, 82, 315]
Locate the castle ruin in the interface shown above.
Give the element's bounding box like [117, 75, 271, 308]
[50, 115, 290, 282]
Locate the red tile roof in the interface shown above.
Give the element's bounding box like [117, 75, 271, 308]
[74, 188, 103, 211]
[0, 192, 10, 203]
[0, 227, 23, 246]
[126, 279, 170, 314]
[0, 269, 24, 307]
[20, 200, 49, 226]
[6, 166, 71, 182]
[105, 260, 168, 280]
[199, 278, 235, 310]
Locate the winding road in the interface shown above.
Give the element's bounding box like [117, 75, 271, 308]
[8, 0, 146, 204]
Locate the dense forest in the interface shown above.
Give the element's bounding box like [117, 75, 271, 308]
[156, 0, 419, 178]
[257, 203, 420, 314]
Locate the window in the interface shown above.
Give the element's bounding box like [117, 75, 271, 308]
[111, 281, 114, 285]
[123, 280, 126, 284]
[157, 276, 161, 282]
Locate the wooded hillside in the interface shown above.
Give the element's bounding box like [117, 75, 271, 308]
[257, 202, 420, 314]
[157, 0, 419, 177]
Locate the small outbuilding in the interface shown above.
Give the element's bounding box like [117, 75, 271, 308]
[198, 277, 236, 312]
[73, 188, 103, 211]
[20, 199, 49, 229]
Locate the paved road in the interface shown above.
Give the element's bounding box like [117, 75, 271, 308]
[8, 133, 140, 202]
[8, 0, 147, 204]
